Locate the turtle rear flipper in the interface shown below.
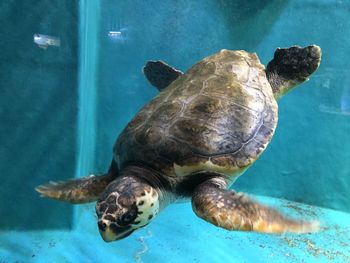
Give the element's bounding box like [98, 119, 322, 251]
[266, 45, 321, 100]
[143, 60, 183, 91]
[191, 178, 319, 234]
[36, 173, 115, 204]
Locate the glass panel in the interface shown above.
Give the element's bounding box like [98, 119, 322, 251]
[0, 0, 78, 230]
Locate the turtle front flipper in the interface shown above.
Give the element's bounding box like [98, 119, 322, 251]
[191, 178, 319, 234]
[35, 160, 118, 204]
[266, 45, 321, 100]
[143, 60, 183, 91]
[36, 173, 115, 204]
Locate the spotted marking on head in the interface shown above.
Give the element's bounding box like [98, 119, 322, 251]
[96, 192, 121, 218]
[132, 188, 160, 228]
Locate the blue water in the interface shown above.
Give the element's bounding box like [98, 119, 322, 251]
[1, 0, 350, 262]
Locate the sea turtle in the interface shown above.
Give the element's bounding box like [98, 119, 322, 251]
[36, 45, 322, 242]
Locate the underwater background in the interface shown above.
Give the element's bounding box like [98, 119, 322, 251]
[0, 0, 350, 262]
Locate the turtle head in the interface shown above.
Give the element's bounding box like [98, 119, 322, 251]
[96, 176, 160, 242]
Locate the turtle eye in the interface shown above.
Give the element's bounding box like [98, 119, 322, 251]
[118, 210, 137, 226]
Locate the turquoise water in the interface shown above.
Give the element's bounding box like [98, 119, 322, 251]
[1, 0, 350, 262]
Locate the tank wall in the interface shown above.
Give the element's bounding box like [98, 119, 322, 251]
[0, 1, 79, 229]
[95, 0, 350, 212]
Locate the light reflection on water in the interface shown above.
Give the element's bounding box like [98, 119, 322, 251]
[316, 69, 350, 116]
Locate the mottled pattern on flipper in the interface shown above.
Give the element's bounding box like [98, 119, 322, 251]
[192, 179, 319, 234]
[266, 45, 321, 99]
[36, 173, 115, 204]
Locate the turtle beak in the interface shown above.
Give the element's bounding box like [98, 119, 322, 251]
[98, 220, 134, 242]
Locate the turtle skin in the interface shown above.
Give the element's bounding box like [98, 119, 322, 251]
[114, 50, 278, 179]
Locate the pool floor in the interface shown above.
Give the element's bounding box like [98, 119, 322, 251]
[1, 196, 349, 263]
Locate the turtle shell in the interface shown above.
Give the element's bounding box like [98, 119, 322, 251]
[114, 50, 278, 179]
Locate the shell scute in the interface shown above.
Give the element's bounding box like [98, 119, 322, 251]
[115, 50, 278, 177]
